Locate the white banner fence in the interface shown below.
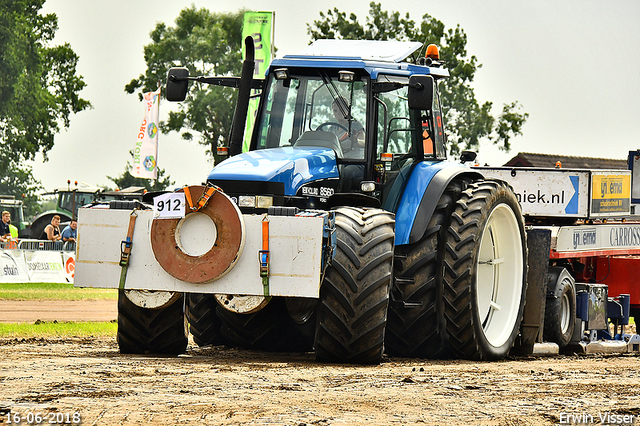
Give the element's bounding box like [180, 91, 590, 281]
[0, 240, 75, 283]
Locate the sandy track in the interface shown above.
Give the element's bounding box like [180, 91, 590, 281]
[0, 300, 117, 323]
[0, 337, 639, 425]
[1, 301, 640, 425]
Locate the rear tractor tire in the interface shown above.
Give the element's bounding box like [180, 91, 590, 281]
[117, 290, 188, 355]
[315, 207, 395, 364]
[386, 179, 467, 358]
[442, 180, 527, 360]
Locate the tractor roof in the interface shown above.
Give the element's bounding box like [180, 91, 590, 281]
[291, 39, 423, 62]
[271, 39, 449, 79]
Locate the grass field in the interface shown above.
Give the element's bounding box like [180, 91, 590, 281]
[0, 321, 117, 337]
[0, 282, 117, 301]
[0, 283, 117, 337]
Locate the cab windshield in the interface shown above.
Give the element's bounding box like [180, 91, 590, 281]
[254, 70, 368, 160]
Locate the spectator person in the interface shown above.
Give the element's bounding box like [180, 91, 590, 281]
[62, 219, 77, 243]
[0, 211, 11, 242]
[42, 215, 62, 242]
[8, 222, 18, 239]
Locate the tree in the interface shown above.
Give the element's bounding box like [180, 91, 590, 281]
[108, 151, 174, 192]
[0, 0, 91, 212]
[0, 166, 42, 218]
[125, 6, 244, 163]
[308, 2, 528, 155]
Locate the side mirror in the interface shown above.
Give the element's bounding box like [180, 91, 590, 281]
[166, 67, 189, 101]
[407, 75, 434, 110]
[460, 150, 478, 164]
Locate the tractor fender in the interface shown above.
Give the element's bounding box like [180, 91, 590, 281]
[394, 162, 483, 246]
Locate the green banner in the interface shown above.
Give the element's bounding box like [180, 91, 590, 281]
[242, 11, 273, 152]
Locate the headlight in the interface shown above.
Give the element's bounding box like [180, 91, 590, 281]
[256, 196, 273, 209]
[238, 195, 273, 209]
[360, 181, 376, 192]
[238, 195, 255, 208]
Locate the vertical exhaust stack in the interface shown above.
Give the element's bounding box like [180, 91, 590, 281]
[228, 36, 255, 157]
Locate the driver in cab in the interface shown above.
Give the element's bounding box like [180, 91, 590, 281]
[330, 96, 365, 156]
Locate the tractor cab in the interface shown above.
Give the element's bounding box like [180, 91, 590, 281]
[204, 39, 450, 213]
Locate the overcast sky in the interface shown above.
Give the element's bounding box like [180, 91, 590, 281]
[36, 0, 640, 192]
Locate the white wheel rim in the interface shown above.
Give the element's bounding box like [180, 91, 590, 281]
[560, 288, 571, 334]
[125, 290, 179, 309]
[475, 204, 524, 348]
[215, 294, 268, 314]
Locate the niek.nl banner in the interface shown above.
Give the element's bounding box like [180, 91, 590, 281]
[242, 11, 274, 153]
[132, 88, 161, 179]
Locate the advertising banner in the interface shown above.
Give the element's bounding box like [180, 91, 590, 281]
[477, 167, 588, 217]
[132, 88, 161, 179]
[590, 172, 631, 216]
[556, 223, 640, 253]
[242, 11, 274, 152]
[0, 250, 30, 283]
[0, 249, 74, 283]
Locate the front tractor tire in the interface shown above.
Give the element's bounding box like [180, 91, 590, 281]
[117, 290, 188, 355]
[217, 297, 314, 352]
[442, 180, 527, 360]
[315, 207, 395, 364]
[186, 293, 224, 347]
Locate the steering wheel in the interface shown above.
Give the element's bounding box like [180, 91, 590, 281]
[317, 122, 352, 151]
[317, 122, 349, 133]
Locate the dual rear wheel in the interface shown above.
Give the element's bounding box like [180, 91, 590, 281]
[388, 179, 528, 360]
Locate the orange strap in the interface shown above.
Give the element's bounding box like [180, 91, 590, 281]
[184, 185, 217, 212]
[259, 215, 270, 296]
[183, 186, 194, 210]
[119, 210, 138, 289]
[120, 211, 138, 264]
[262, 216, 269, 253]
[196, 186, 218, 211]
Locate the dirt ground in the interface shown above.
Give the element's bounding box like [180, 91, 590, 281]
[0, 300, 117, 323]
[1, 301, 640, 425]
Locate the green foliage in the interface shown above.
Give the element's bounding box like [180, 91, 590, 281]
[125, 6, 244, 163]
[0, 0, 91, 213]
[308, 2, 528, 155]
[107, 151, 175, 192]
[0, 165, 42, 217]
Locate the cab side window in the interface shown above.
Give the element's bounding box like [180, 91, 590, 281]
[376, 78, 412, 157]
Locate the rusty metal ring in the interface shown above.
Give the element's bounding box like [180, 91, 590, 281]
[150, 185, 245, 284]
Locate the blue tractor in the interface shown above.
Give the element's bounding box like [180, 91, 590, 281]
[94, 39, 527, 363]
